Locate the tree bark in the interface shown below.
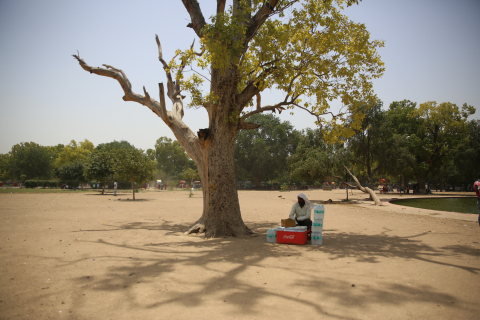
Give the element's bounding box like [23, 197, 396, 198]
[185, 78, 254, 237]
[131, 179, 135, 200]
[416, 176, 427, 194]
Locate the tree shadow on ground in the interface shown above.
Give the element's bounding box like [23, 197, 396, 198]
[55, 220, 479, 316]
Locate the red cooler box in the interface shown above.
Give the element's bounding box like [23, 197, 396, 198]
[276, 230, 308, 245]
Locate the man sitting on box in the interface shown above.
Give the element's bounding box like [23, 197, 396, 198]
[289, 193, 312, 231]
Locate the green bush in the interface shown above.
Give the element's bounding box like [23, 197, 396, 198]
[25, 180, 37, 188]
[25, 180, 60, 188]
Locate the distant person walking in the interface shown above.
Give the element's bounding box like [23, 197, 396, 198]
[474, 173, 480, 227]
[114, 180, 118, 196]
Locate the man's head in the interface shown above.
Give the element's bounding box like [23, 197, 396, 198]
[297, 193, 309, 208]
[297, 196, 305, 206]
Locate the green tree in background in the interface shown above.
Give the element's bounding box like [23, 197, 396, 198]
[153, 137, 196, 182]
[346, 100, 388, 186]
[234, 114, 300, 187]
[96, 140, 136, 151]
[386, 100, 475, 193]
[55, 139, 94, 168]
[181, 167, 200, 188]
[0, 153, 12, 181]
[288, 128, 347, 183]
[112, 149, 157, 200]
[58, 160, 85, 188]
[84, 140, 136, 194]
[14, 142, 54, 180]
[84, 149, 116, 194]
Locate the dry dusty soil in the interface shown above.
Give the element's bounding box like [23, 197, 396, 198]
[0, 188, 479, 320]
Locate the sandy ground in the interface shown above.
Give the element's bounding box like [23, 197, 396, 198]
[0, 188, 479, 320]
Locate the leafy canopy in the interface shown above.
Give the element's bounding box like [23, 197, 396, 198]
[55, 139, 94, 167]
[172, 0, 384, 139]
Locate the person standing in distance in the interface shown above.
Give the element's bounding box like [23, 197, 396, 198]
[474, 173, 480, 227]
[114, 180, 118, 196]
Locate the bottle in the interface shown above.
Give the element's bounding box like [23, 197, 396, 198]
[311, 232, 323, 245]
[266, 228, 277, 243]
[313, 204, 325, 220]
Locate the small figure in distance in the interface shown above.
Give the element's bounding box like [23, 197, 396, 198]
[114, 180, 118, 196]
[474, 173, 480, 227]
[289, 193, 312, 231]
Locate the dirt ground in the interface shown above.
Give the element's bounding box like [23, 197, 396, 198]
[1, 188, 479, 320]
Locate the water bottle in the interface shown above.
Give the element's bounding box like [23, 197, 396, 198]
[314, 204, 325, 220]
[312, 220, 323, 233]
[266, 228, 277, 243]
[311, 232, 323, 245]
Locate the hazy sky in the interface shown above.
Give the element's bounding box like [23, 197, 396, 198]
[1, 0, 479, 154]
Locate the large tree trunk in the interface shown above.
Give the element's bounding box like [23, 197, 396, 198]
[185, 80, 253, 237]
[416, 176, 427, 194]
[187, 136, 252, 237]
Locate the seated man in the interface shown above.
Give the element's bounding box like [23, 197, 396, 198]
[289, 193, 313, 231]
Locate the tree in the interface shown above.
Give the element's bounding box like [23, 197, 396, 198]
[346, 100, 387, 186]
[58, 160, 85, 181]
[96, 140, 136, 151]
[153, 137, 196, 181]
[73, 0, 384, 237]
[84, 148, 116, 194]
[55, 139, 94, 168]
[386, 100, 475, 193]
[84, 140, 136, 194]
[234, 113, 300, 186]
[0, 153, 12, 181]
[181, 167, 200, 188]
[14, 142, 54, 180]
[288, 128, 383, 205]
[58, 160, 86, 188]
[448, 119, 480, 188]
[289, 128, 352, 187]
[112, 149, 157, 200]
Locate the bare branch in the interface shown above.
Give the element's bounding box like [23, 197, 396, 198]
[332, 175, 357, 189]
[240, 103, 287, 122]
[155, 35, 176, 101]
[155, 34, 165, 63]
[238, 120, 261, 130]
[181, 0, 206, 37]
[72, 53, 203, 164]
[72, 54, 162, 117]
[255, 92, 261, 110]
[344, 165, 383, 206]
[158, 83, 172, 127]
[217, 0, 226, 14]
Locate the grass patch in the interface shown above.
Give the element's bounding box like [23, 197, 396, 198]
[0, 188, 101, 194]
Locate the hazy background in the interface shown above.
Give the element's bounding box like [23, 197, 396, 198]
[1, 0, 479, 153]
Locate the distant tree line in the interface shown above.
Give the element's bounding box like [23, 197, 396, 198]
[1, 100, 478, 194]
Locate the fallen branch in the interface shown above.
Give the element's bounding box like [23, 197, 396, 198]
[344, 166, 383, 206]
